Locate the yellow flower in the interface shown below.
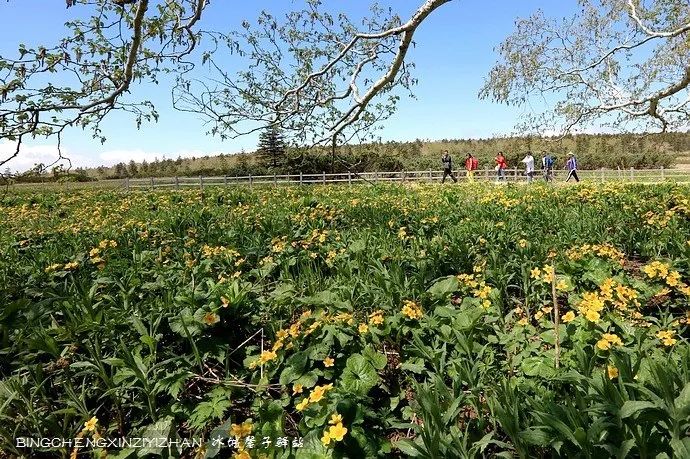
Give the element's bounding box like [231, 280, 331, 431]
[517, 318, 529, 326]
[358, 323, 369, 334]
[597, 333, 623, 350]
[83, 416, 98, 432]
[401, 300, 423, 320]
[607, 365, 619, 379]
[369, 312, 384, 326]
[518, 239, 528, 248]
[292, 384, 303, 395]
[233, 450, 251, 459]
[534, 311, 544, 320]
[259, 350, 277, 364]
[296, 398, 309, 411]
[327, 423, 348, 442]
[64, 261, 80, 271]
[321, 432, 332, 446]
[556, 280, 568, 291]
[202, 312, 220, 325]
[666, 271, 682, 287]
[323, 357, 335, 368]
[329, 414, 343, 425]
[584, 309, 601, 322]
[602, 333, 623, 346]
[230, 421, 253, 438]
[596, 338, 612, 351]
[562, 311, 576, 323]
[656, 330, 677, 346]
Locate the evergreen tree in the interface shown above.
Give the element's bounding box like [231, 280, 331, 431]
[257, 125, 287, 171]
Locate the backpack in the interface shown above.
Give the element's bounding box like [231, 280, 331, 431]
[545, 155, 554, 168]
[471, 157, 478, 169]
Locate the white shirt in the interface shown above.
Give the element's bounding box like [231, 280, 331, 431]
[522, 155, 535, 172]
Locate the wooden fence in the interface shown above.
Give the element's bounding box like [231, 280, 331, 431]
[121, 167, 690, 190]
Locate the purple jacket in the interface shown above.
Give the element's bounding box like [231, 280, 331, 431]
[566, 157, 577, 171]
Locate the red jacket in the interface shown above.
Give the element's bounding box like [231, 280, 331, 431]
[495, 155, 507, 168]
[465, 157, 478, 171]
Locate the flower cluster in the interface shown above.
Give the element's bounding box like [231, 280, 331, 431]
[296, 383, 334, 411]
[401, 300, 423, 320]
[656, 330, 677, 347]
[565, 243, 625, 266]
[596, 333, 623, 351]
[321, 414, 348, 446]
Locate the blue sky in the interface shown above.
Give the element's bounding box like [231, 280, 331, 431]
[0, 0, 577, 171]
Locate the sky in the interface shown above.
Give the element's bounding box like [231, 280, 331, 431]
[0, 0, 578, 172]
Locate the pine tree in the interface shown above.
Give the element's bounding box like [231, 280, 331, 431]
[257, 125, 287, 171]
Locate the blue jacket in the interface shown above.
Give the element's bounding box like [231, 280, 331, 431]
[566, 157, 577, 171]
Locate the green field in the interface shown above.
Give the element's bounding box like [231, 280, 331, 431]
[1, 183, 689, 458]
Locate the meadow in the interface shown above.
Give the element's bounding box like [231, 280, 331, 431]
[1, 183, 689, 458]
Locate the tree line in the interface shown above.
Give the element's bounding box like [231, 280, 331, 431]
[6, 131, 687, 184]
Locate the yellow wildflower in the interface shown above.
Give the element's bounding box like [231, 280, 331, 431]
[562, 311, 576, 323]
[83, 416, 98, 432]
[292, 384, 303, 395]
[607, 365, 619, 379]
[296, 398, 309, 411]
[358, 323, 369, 334]
[202, 312, 220, 325]
[323, 357, 335, 368]
[259, 350, 277, 364]
[230, 421, 253, 438]
[656, 330, 677, 346]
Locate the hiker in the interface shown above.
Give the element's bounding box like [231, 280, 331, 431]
[441, 150, 457, 183]
[541, 151, 555, 182]
[566, 152, 580, 182]
[465, 153, 479, 182]
[495, 152, 507, 181]
[521, 152, 535, 183]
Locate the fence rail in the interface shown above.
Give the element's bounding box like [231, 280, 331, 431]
[121, 166, 690, 190]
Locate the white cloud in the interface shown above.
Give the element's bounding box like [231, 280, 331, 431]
[0, 140, 228, 174]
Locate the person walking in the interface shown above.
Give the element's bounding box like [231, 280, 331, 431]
[465, 153, 478, 182]
[541, 151, 555, 182]
[566, 152, 580, 182]
[495, 152, 507, 182]
[521, 152, 535, 183]
[441, 150, 457, 183]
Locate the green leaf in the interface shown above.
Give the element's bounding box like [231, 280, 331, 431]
[362, 346, 387, 370]
[619, 400, 658, 419]
[673, 383, 690, 421]
[427, 276, 459, 298]
[341, 354, 379, 396]
[521, 356, 556, 378]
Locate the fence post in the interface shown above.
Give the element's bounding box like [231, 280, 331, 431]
[484, 167, 489, 181]
[249, 174, 253, 189]
[660, 166, 665, 181]
[273, 173, 277, 187]
[125, 177, 130, 192]
[514, 167, 518, 182]
[630, 167, 634, 181]
[322, 171, 326, 185]
[299, 172, 303, 185]
[224, 176, 228, 186]
[429, 169, 432, 181]
[175, 176, 179, 190]
[402, 171, 406, 183]
[348, 171, 352, 185]
[199, 175, 204, 191]
[150, 177, 155, 189]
